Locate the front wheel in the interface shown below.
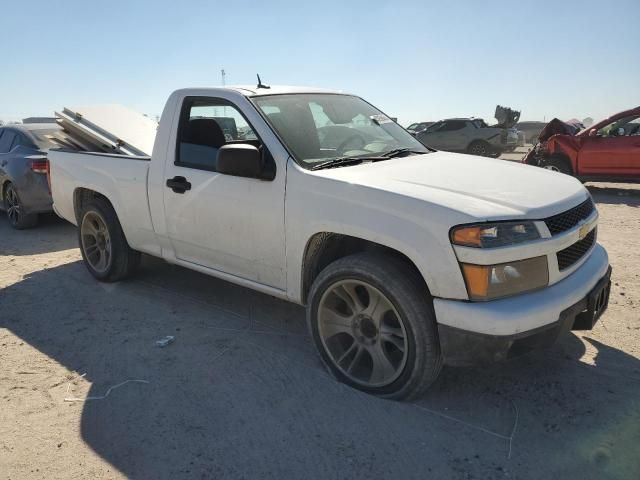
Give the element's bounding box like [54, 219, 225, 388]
[307, 253, 442, 400]
[78, 197, 140, 282]
[541, 155, 573, 176]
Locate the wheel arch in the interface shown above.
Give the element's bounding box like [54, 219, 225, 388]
[300, 232, 431, 305]
[1, 179, 11, 203]
[73, 187, 114, 224]
[544, 152, 574, 175]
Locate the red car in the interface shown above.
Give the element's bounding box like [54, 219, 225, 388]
[523, 106, 640, 182]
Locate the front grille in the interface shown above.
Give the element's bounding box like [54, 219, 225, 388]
[544, 198, 595, 236]
[557, 229, 596, 270]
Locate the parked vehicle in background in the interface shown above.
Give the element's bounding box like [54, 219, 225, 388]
[49, 85, 611, 400]
[406, 122, 433, 136]
[418, 118, 506, 157]
[0, 124, 61, 228]
[523, 106, 640, 182]
[516, 121, 546, 145]
[417, 105, 520, 157]
[502, 127, 523, 152]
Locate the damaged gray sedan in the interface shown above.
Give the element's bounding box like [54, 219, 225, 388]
[416, 105, 520, 157]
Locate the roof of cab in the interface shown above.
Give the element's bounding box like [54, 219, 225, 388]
[174, 85, 345, 97]
[226, 85, 344, 96]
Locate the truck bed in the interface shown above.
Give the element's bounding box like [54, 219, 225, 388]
[48, 149, 160, 256]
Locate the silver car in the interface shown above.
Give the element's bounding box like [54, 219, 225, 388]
[417, 118, 506, 157]
[0, 124, 59, 229]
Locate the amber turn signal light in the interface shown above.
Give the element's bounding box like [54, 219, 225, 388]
[461, 264, 490, 298]
[452, 226, 483, 247]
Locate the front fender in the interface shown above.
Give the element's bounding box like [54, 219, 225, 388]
[548, 135, 580, 168]
[290, 221, 465, 303]
[284, 170, 470, 303]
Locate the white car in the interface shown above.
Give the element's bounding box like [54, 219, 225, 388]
[48, 85, 611, 400]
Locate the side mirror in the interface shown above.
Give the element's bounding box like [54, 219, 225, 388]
[588, 129, 597, 137]
[617, 127, 625, 136]
[216, 144, 263, 179]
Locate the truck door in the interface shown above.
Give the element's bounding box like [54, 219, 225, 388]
[161, 96, 287, 290]
[579, 115, 640, 176]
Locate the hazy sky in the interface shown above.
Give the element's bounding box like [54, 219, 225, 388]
[1, 0, 638, 125]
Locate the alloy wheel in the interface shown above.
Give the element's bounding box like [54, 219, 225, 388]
[5, 186, 21, 225]
[81, 212, 112, 274]
[470, 144, 487, 156]
[317, 279, 408, 388]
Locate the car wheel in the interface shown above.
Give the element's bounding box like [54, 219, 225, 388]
[541, 155, 573, 176]
[78, 197, 141, 282]
[467, 140, 492, 157]
[307, 252, 442, 400]
[4, 183, 37, 229]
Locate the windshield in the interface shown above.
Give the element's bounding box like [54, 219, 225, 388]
[252, 94, 428, 167]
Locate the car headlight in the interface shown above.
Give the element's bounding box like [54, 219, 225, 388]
[460, 256, 549, 301]
[451, 221, 540, 248]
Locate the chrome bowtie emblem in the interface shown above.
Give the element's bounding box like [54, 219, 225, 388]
[579, 222, 591, 240]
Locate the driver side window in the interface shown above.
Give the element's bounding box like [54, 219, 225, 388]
[176, 97, 259, 171]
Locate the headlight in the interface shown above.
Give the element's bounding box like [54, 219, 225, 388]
[451, 221, 540, 248]
[460, 256, 548, 301]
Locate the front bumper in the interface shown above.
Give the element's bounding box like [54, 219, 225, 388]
[433, 244, 611, 365]
[438, 265, 611, 366]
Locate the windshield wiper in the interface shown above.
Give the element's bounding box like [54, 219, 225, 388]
[374, 148, 427, 160]
[310, 156, 375, 171]
[310, 149, 427, 171]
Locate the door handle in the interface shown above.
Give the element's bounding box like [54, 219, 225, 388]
[166, 176, 191, 194]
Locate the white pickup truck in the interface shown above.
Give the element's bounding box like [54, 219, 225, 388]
[48, 85, 612, 400]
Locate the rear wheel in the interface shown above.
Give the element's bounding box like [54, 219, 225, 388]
[307, 252, 442, 400]
[4, 183, 37, 229]
[78, 197, 140, 282]
[467, 140, 492, 157]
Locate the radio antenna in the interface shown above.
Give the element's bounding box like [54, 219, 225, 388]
[256, 74, 270, 89]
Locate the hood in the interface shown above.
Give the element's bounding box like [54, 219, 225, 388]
[537, 118, 581, 142]
[313, 151, 588, 221]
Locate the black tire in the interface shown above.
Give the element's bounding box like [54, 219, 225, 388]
[541, 154, 573, 176]
[4, 183, 38, 229]
[467, 140, 492, 157]
[307, 252, 442, 400]
[78, 197, 141, 282]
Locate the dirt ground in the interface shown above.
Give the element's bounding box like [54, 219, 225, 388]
[1, 174, 639, 479]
